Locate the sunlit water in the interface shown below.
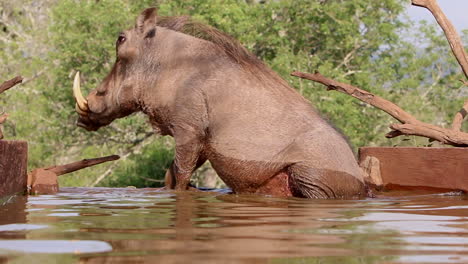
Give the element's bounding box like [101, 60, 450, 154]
[0, 187, 467, 263]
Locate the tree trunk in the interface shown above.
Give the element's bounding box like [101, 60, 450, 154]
[0, 140, 28, 198]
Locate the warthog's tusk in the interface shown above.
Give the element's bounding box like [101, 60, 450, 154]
[73, 72, 89, 112]
[75, 103, 88, 116]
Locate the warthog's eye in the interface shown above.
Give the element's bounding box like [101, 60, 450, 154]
[117, 33, 126, 46]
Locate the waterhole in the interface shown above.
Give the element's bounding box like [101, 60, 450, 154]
[0, 187, 467, 263]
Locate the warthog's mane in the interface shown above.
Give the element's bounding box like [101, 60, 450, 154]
[156, 16, 288, 86]
[153, 16, 352, 149]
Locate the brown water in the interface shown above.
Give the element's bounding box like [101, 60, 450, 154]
[0, 187, 467, 264]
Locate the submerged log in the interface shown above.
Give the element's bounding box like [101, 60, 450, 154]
[0, 140, 28, 198]
[359, 147, 468, 192]
[28, 155, 120, 195]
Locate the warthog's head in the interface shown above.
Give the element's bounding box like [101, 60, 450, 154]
[73, 8, 158, 131]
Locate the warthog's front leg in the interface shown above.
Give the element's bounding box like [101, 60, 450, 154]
[165, 154, 207, 190]
[165, 132, 206, 191]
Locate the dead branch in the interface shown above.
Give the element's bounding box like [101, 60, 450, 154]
[291, 71, 468, 147]
[0, 76, 23, 95]
[289, 0, 468, 146]
[412, 0, 468, 77]
[44, 155, 120, 176]
[411, 0, 468, 131]
[291, 72, 419, 123]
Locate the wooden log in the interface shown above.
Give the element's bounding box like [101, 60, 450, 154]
[359, 147, 468, 192]
[0, 140, 28, 198]
[28, 155, 120, 195]
[44, 155, 120, 176]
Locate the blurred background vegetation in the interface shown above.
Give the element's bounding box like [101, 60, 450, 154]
[0, 0, 466, 188]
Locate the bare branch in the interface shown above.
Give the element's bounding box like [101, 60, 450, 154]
[335, 42, 364, 70]
[291, 71, 468, 147]
[139, 176, 165, 183]
[21, 69, 46, 85]
[387, 123, 468, 146]
[412, 0, 468, 78]
[44, 155, 120, 176]
[0, 76, 23, 94]
[342, 70, 363, 77]
[291, 71, 419, 124]
[411, 0, 468, 130]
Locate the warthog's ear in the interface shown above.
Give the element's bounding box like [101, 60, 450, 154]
[136, 7, 157, 35]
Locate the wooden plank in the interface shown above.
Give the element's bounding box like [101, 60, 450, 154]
[0, 140, 28, 197]
[359, 147, 468, 192]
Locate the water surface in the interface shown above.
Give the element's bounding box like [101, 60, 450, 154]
[0, 187, 467, 263]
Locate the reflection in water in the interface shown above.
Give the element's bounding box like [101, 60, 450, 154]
[0, 196, 27, 240]
[0, 187, 466, 263]
[0, 240, 112, 254]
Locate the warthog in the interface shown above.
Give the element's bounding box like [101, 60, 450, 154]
[73, 8, 365, 198]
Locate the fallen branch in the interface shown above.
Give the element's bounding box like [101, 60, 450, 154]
[411, 0, 468, 131]
[291, 72, 420, 123]
[44, 155, 120, 176]
[0, 76, 23, 95]
[291, 71, 468, 147]
[140, 176, 165, 183]
[28, 155, 120, 195]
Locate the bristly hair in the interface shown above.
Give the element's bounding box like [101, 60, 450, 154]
[154, 16, 352, 147]
[155, 16, 290, 87]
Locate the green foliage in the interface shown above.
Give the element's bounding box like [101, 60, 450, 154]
[99, 137, 174, 188]
[157, 0, 466, 149]
[1, 0, 467, 187]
